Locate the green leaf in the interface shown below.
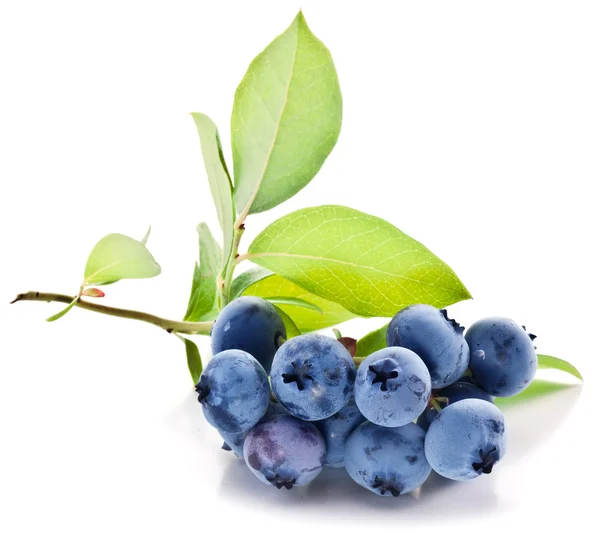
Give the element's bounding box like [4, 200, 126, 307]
[231, 11, 342, 215]
[247, 205, 471, 317]
[184, 223, 222, 322]
[84, 233, 161, 286]
[46, 298, 78, 322]
[356, 323, 389, 357]
[199, 309, 219, 323]
[230, 267, 274, 300]
[495, 379, 578, 407]
[182, 338, 203, 384]
[537, 354, 583, 381]
[241, 272, 355, 332]
[273, 305, 301, 338]
[140, 226, 151, 246]
[264, 296, 323, 313]
[190, 113, 235, 270]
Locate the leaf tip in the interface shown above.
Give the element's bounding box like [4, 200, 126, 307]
[290, 8, 307, 33]
[458, 281, 473, 301]
[569, 365, 584, 382]
[140, 225, 152, 246]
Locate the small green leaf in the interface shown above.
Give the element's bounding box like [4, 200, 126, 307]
[537, 354, 583, 381]
[273, 305, 301, 338]
[231, 11, 342, 215]
[241, 271, 355, 332]
[140, 226, 151, 246]
[247, 205, 471, 317]
[184, 223, 222, 322]
[264, 296, 323, 313]
[495, 379, 578, 407]
[84, 233, 161, 286]
[46, 298, 78, 322]
[230, 267, 274, 300]
[190, 113, 235, 271]
[356, 323, 389, 357]
[182, 338, 203, 384]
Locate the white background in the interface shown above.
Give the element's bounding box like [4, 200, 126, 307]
[1, 1, 598, 538]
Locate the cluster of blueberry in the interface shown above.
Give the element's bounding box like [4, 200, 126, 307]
[196, 297, 537, 496]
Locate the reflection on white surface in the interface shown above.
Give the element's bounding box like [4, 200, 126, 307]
[171, 382, 582, 521]
[218, 458, 502, 519]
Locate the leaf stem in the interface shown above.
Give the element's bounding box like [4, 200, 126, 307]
[353, 356, 366, 367]
[235, 252, 252, 265]
[219, 222, 245, 308]
[431, 399, 443, 413]
[10, 291, 214, 334]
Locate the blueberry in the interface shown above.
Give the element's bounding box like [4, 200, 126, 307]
[440, 381, 495, 405]
[424, 398, 507, 481]
[417, 382, 494, 430]
[219, 430, 246, 457]
[386, 304, 470, 389]
[313, 400, 365, 468]
[354, 347, 431, 427]
[271, 334, 356, 421]
[211, 296, 286, 372]
[465, 317, 537, 397]
[219, 400, 289, 458]
[345, 421, 431, 496]
[195, 349, 270, 434]
[243, 415, 326, 489]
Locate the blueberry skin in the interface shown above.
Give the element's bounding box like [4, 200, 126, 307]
[386, 304, 470, 389]
[345, 421, 431, 496]
[219, 430, 246, 457]
[219, 400, 289, 458]
[211, 296, 286, 373]
[243, 415, 326, 489]
[354, 347, 431, 427]
[195, 349, 270, 434]
[465, 317, 537, 397]
[424, 399, 507, 481]
[271, 334, 356, 421]
[417, 382, 494, 430]
[313, 400, 365, 468]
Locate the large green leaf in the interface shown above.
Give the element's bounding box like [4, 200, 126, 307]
[264, 296, 323, 313]
[190, 113, 235, 270]
[537, 354, 583, 381]
[83, 233, 161, 286]
[356, 323, 389, 357]
[246, 205, 471, 317]
[184, 223, 221, 322]
[240, 272, 355, 332]
[231, 11, 342, 215]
